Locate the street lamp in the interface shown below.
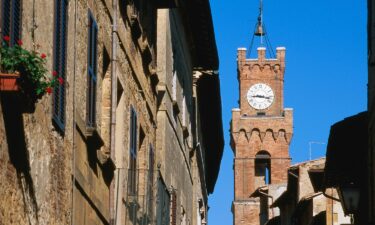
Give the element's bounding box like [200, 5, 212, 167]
[338, 182, 360, 223]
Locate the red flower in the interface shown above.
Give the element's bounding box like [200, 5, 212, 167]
[41, 53, 46, 59]
[52, 71, 58, 76]
[58, 77, 64, 85]
[46, 87, 52, 94]
[17, 40, 22, 46]
[3, 36, 10, 42]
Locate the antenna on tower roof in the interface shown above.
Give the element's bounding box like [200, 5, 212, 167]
[248, 0, 276, 58]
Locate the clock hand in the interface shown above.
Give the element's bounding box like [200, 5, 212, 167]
[251, 95, 273, 100]
[251, 95, 266, 98]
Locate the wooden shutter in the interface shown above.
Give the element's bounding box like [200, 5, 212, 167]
[129, 107, 137, 195]
[11, 0, 21, 45]
[1, 0, 21, 46]
[130, 107, 137, 156]
[53, 0, 68, 131]
[148, 145, 155, 216]
[2, 0, 11, 39]
[87, 11, 98, 127]
[156, 178, 170, 225]
[170, 190, 177, 225]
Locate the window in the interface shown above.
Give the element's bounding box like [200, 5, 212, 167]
[172, 70, 177, 102]
[182, 96, 186, 127]
[170, 189, 177, 225]
[148, 144, 155, 215]
[255, 151, 271, 185]
[148, 144, 154, 188]
[1, 0, 21, 46]
[156, 178, 170, 225]
[128, 107, 137, 196]
[53, 0, 68, 131]
[87, 10, 98, 128]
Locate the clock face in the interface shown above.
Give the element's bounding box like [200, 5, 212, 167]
[247, 83, 274, 110]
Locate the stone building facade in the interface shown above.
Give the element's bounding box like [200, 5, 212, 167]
[271, 158, 350, 225]
[0, 0, 223, 225]
[231, 46, 293, 225]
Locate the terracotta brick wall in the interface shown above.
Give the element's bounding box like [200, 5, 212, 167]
[232, 47, 292, 225]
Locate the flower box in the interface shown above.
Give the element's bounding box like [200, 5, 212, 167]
[0, 72, 20, 91]
[0, 36, 64, 98]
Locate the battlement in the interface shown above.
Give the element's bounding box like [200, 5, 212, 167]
[237, 47, 286, 66]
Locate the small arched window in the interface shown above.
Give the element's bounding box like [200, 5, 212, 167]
[255, 151, 271, 185]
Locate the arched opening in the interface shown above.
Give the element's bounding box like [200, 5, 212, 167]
[255, 151, 271, 186]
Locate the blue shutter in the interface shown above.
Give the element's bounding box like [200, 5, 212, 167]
[2, 0, 11, 39]
[156, 178, 170, 225]
[59, 0, 67, 125]
[130, 107, 137, 157]
[53, 0, 61, 126]
[93, 22, 97, 77]
[87, 11, 97, 127]
[2, 0, 21, 46]
[53, 0, 68, 131]
[11, 0, 21, 45]
[128, 107, 138, 195]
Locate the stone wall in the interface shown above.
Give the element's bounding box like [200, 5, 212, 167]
[0, 0, 73, 224]
[0, 1, 220, 225]
[156, 8, 195, 225]
[0, 0, 157, 224]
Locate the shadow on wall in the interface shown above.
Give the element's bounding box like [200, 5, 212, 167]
[0, 93, 39, 224]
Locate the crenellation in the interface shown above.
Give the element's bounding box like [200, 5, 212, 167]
[232, 42, 292, 225]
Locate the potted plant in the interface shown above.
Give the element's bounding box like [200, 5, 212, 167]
[0, 36, 63, 98]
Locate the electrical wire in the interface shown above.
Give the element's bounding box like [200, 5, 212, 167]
[247, 23, 258, 58]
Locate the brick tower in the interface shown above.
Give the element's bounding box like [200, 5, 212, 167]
[230, 47, 293, 225]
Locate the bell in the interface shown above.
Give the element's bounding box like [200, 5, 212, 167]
[255, 22, 265, 36]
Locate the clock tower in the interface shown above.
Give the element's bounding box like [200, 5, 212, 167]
[230, 46, 293, 225]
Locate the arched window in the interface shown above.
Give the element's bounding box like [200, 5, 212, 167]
[255, 151, 271, 185]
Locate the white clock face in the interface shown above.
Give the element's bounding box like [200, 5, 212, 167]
[247, 83, 274, 110]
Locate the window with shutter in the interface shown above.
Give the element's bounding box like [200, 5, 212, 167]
[148, 144, 155, 215]
[172, 70, 177, 102]
[156, 178, 170, 225]
[52, 0, 68, 131]
[87, 10, 98, 128]
[170, 190, 177, 225]
[1, 0, 21, 46]
[128, 107, 138, 196]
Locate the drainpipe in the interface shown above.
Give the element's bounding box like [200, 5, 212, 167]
[258, 190, 275, 219]
[110, 0, 118, 224]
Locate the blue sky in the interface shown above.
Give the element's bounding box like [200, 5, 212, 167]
[208, 0, 367, 224]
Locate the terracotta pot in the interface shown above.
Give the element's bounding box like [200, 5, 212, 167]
[0, 72, 20, 91]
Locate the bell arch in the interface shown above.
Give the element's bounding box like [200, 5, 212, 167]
[255, 150, 271, 187]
